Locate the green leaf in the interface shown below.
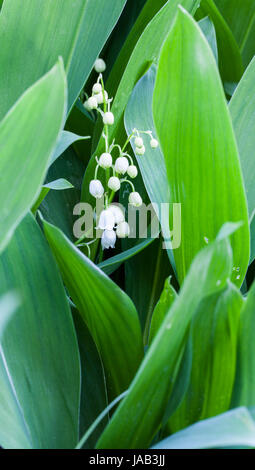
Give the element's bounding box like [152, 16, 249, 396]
[198, 16, 218, 62]
[81, 0, 200, 205]
[0, 60, 66, 254]
[232, 280, 255, 408]
[153, 7, 250, 287]
[149, 277, 177, 344]
[43, 220, 144, 400]
[96, 233, 233, 449]
[0, 0, 127, 116]
[214, 0, 255, 68]
[196, 0, 243, 82]
[152, 407, 255, 449]
[44, 179, 74, 191]
[0, 213, 80, 449]
[51, 131, 90, 166]
[168, 282, 243, 433]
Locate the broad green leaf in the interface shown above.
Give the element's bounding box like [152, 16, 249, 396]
[149, 277, 177, 344]
[214, 0, 255, 68]
[40, 147, 85, 240]
[99, 237, 155, 276]
[251, 218, 255, 264]
[32, 179, 74, 214]
[51, 131, 90, 166]
[43, 221, 144, 400]
[0, 213, 80, 449]
[196, 0, 243, 82]
[152, 407, 255, 449]
[0, 60, 66, 253]
[153, 7, 250, 287]
[0, 0, 127, 116]
[96, 233, 233, 449]
[168, 282, 243, 433]
[198, 16, 218, 62]
[72, 311, 107, 449]
[232, 280, 255, 408]
[81, 0, 200, 205]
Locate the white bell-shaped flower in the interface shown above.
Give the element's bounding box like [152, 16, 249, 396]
[108, 176, 121, 192]
[103, 112, 114, 125]
[136, 145, 145, 155]
[129, 191, 142, 207]
[134, 136, 144, 148]
[94, 58, 106, 73]
[127, 165, 138, 179]
[98, 209, 115, 230]
[116, 221, 130, 238]
[109, 205, 125, 225]
[85, 96, 98, 110]
[150, 138, 159, 149]
[99, 152, 112, 169]
[96, 90, 108, 105]
[92, 83, 102, 94]
[89, 179, 104, 198]
[114, 156, 129, 175]
[101, 230, 116, 249]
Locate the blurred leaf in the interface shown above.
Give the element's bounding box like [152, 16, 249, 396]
[149, 277, 177, 344]
[168, 282, 243, 433]
[81, 0, 200, 205]
[196, 0, 243, 82]
[0, 213, 80, 449]
[232, 280, 255, 408]
[198, 16, 218, 62]
[153, 8, 250, 287]
[214, 0, 255, 68]
[51, 131, 90, 166]
[0, 0, 127, 116]
[251, 218, 255, 265]
[72, 311, 108, 449]
[96, 232, 233, 449]
[152, 407, 255, 449]
[43, 221, 144, 400]
[0, 60, 66, 253]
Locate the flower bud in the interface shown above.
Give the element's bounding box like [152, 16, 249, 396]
[109, 205, 125, 225]
[150, 138, 159, 149]
[101, 230, 116, 249]
[134, 136, 143, 148]
[114, 156, 129, 175]
[116, 221, 130, 238]
[92, 83, 102, 94]
[86, 96, 98, 110]
[127, 165, 138, 179]
[96, 90, 108, 105]
[99, 152, 112, 169]
[129, 191, 142, 207]
[103, 112, 114, 125]
[108, 176, 121, 192]
[136, 145, 145, 155]
[98, 209, 115, 230]
[89, 179, 104, 198]
[94, 58, 106, 73]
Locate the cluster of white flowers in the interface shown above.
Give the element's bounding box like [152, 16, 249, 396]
[86, 58, 159, 251]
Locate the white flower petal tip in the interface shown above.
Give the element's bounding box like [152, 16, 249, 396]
[92, 83, 102, 94]
[94, 58, 106, 73]
[99, 152, 112, 169]
[129, 192, 143, 207]
[89, 179, 104, 198]
[116, 221, 130, 238]
[98, 209, 115, 230]
[150, 138, 159, 149]
[114, 157, 129, 175]
[109, 205, 125, 225]
[101, 230, 116, 249]
[127, 165, 138, 179]
[103, 112, 114, 125]
[135, 145, 146, 155]
[108, 176, 121, 192]
[134, 136, 144, 148]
